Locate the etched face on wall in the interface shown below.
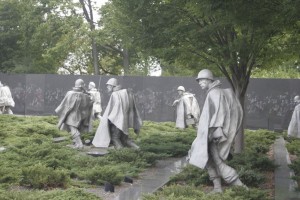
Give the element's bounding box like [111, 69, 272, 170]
[198, 79, 211, 90]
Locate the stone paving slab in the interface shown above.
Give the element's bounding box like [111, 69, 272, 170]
[274, 137, 300, 200]
[114, 156, 188, 200]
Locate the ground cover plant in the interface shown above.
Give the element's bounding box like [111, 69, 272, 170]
[285, 135, 300, 190]
[144, 129, 279, 200]
[0, 115, 195, 199]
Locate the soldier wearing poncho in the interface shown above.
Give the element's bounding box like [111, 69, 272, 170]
[288, 95, 300, 138]
[0, 81, 15, 114]
[92, 78, 142, 149]
[172, 86, 200, 129]
[55, 79, 93, 149]
[88, 81, 102, 119]
[188, 69, 246, 193]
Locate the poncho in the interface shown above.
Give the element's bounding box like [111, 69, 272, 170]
[288, 104, 300, 138]
[92, 88, 142, 147]
[175, 93, 200, 129]
[55, 88, 92, 133]
[189, 80, 243, 169]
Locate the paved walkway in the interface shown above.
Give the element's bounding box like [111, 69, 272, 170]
[274, 136, 300, 200]
[115, 156, 187, 200]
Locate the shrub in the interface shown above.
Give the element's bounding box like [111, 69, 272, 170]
[238, 168, 265, 187]
[139, 133, 194, 157]
[286, 139, 300, 155]
[169, 165, 210, 187]
[0, 188, 101, 200]
[289, 159, 300, 179]
[143, 184, 269, 200]
[107, 148, 163, 167]
[85, 165, 123, 185]
[20, 163, 69, 189]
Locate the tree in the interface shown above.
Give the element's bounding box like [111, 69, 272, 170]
[108, 0, 299, 152]
[79, 0, 100, 75]
[96, 1, 162, 75]
[0, 0, 85, 73]
[0, 0, 22, 72]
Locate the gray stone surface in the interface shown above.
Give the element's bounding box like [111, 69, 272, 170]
[84, 146, 109, 156]
[274, 137, 300, 200]
[1, 73, 300, 130]
[52, 136, 67, 143]
[115, 156, 187, 200]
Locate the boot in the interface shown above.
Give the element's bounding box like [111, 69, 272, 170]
[125, 139, 140, 150]
[111, 132, 124, 149]
[73, 136, 83, 149]
[210, 178, 223, 193]
[231, 178, 248, 189]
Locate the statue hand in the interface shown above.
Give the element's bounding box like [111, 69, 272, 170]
[172, 100, 178, 106]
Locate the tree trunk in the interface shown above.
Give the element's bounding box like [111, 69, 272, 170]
[234, 90, 245, 153]
[91, 37, 99, 75]
[79, 0, 99, 75]
[123, 48, 129, 75]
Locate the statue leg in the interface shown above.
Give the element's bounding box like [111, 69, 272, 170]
[109, 124, 124, 149]
[121, 134, 140, 149]
[210, 143, 246, 188]
[6, 107, 13, 114]
[69, 126, 83, 149]
[206, 158, 223, 193]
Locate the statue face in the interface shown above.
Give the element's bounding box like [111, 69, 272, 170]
[198, 79, 210, 90]
[294, 96, 300, 104]
[107, 85, 113, 92]
[178, 90, 184, 95]
[88, 84, 93, 90]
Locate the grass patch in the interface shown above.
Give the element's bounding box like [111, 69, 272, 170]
[285, 136, 300, 190]
[0, 115, 195, 198]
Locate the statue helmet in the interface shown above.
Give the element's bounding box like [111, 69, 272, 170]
[196, 69, 214, 81]
[177, 86, 185, 92]
[89, 82, 96, 88]
[74, 79, 84, 88]
[106, 78, 118, 87]
[294, 95, 300, 103]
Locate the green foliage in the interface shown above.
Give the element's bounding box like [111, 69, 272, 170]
[0, 116, 195, 198]
[143, 184, 268, 200]
[251, 65, 300, 79]
[286, 137, 300, 189]
[20, 163, 69, 189]
[237, 168, 265, 187]
[85, 165, 123, 185]
[285, 138, 300, 155]
[0, 188, 101, 200]
[169, 165, 210, 187]
[289, 159, 300, 179]
[244, 129, 279, 152]
[137, 121, 196, 157]
[108, 148, 163, 167]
